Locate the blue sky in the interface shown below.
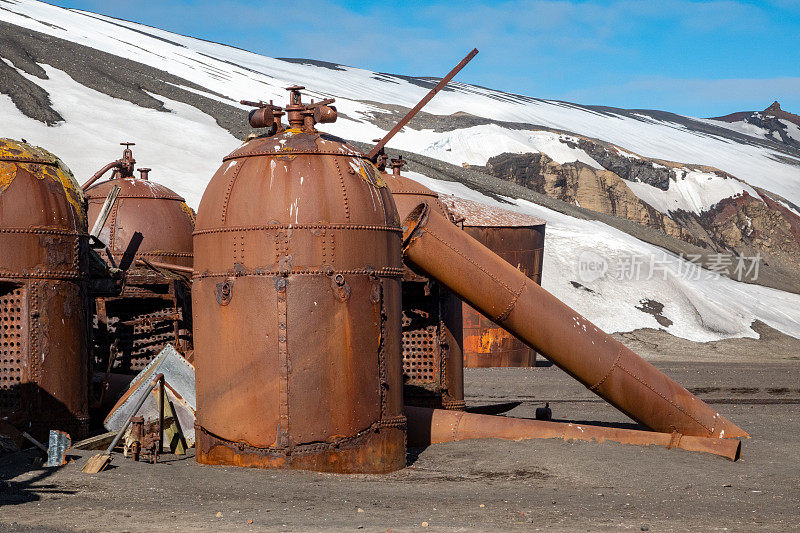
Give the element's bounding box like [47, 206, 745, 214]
[52, 0, 800, 117]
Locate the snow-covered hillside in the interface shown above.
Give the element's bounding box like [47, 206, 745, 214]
[2, 0, 800, 207]
[1, 0, 799, 346]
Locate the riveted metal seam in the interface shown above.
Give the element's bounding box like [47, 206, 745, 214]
[88, 193, 185, 201]
[377, 280, 387, 420]
[276, 279, 290, 449]
[223, 150, 371, 162]
[0, 271, 81, 280]
[0, 156, 57, 165]
[614, 360, 714, 434]
[221, 157, 245, 225]
[30, 283, 39, 384]
[193, 267, 405, 280]
[333, 155, 350, 221]
[108, 193, 120, 252]
[390, 189, 439, 196]
[0, 228, 82, 236]
[196, 416, 404, 456]
[451, 410, 466, 441]
[109, 251, 194, 258]
[193, 224, 402, 236]
[494, 282, 526, 324]
[589, 344, 624, 392]
[419, 226, 517, 294]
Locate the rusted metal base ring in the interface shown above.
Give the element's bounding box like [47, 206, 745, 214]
[196, 416, 406, 455]
[195, 420, 406, 473]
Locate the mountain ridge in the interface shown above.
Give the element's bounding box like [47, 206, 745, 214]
[2, 0, 800, 347]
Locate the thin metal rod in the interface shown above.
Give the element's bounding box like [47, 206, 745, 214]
[158, 376, 165, 455]
[104, 373, 164, 455]
[90, 184, 121, 239]
[366, 48, 478, 160]
[136, 258, 194, 275]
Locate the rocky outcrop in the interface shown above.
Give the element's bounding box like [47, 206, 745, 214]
[482, 139, 800, 279]
[711, 101, 800, 150]
[482, 151, 700, 246]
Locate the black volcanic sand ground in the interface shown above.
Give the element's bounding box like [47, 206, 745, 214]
[1, 361, 797, 532]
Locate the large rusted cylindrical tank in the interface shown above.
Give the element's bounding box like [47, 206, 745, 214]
[0, 139, 89, 440]
[193, 88, 406, 473]
[85, 152, 195, 376]
[441, 196, 545, 368]
[381, 159, 464, 410]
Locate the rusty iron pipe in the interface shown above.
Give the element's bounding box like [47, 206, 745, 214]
[137, 259, 194, 275]
[367, 48, 478, 161]
[405, 406, 741, 461]
[81, 160, 123, 190]
[401, 203, 747, 439]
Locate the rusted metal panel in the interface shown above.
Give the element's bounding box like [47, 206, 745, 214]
[405, 406, 742, 461]
[193, 88, 406, 473]
[382, 166, 464, 410]
[401, 202, 747, 439]
[441, 195, 546, 368]
[85, 147, 194, 378]
[0, 139, 89, 441]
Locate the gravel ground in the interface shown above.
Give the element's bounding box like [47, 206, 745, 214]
[1, 361, 797, 532]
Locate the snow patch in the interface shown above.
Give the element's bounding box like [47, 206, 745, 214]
[625, 168, 761, 215]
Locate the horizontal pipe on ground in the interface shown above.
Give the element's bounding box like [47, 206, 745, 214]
[405, 406, 741, 461]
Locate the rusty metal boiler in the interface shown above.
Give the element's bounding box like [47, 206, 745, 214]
[84, 145, 195, 376]
[193, 88, 406, 473]
[440, 196, 545, 368]
[0, 139, 90, 440]
[379, 157, 464, 410]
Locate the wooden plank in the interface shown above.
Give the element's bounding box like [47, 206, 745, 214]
[73, 431, 116, 450]
[164, 400, 187, 455]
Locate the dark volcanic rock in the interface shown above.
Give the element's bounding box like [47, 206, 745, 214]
[0, 19, 254, 139]
[574, 138, 672, 190]
[0, 53, 62, 125]
[711, 101, 800, 150]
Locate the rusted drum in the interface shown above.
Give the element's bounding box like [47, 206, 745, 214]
[193, 89, 406, 473]
[85, 161, 195, 376]
[382, 162, 464, 410]
[85, 170, 195, 269]
[0, 139, 89, 440]
[441, 196, 545, 368]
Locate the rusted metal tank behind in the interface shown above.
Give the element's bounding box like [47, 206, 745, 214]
[441, 196, 545, 368]
[193, 89, 406, 473]
[85, 158, 194, 375]
[85, 167, 194, 269]
[381, 164, 464, 410]
[0, 139, 89, 440]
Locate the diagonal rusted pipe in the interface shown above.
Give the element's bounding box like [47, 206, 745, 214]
[401, 202, 747, 439]
[405, 406, 741, 461]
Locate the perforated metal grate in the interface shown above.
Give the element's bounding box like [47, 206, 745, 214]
[0, 284, 25, 412]
[94, 297, 187, 373]
[402, 326, 437, 383]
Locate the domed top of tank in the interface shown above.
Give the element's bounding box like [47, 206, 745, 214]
[0, 138, 86, 232]
[377, 155, 450, 220]
[197, 87, 399, 233]
[84, 145, 194, 267]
